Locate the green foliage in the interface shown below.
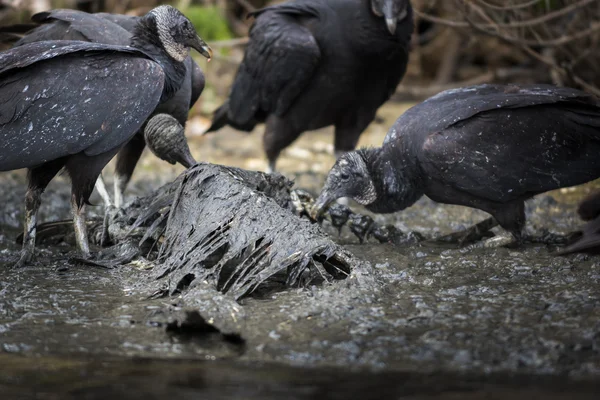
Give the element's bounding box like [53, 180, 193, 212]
[534, 0, 561, 12]
[182, 6, 234, 42]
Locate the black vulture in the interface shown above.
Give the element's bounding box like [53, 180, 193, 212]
[205, 0, 413, 172]
[311, 84, 600, 245]
[1, 8, 206, 208]
[0, 5, 212, 267]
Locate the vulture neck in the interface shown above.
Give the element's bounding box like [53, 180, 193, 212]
[361, 145, 424, 214]
[351, 1, 413, 56]
[130, 19, 187, 103]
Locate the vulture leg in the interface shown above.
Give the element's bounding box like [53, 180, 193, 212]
[333, 124, 363, 157]
[428, 196, 524, 247]
[263, 116, 301, 173]
[95, 173, 115, 246]
[94, 174, 113, 207]
[92, 136, 145, 246]
[71, 193, 90, 256]
[493, 200, 525, 245]
[429, 217, 498, 246]
[461, 202, 525, 249]
[15, 159, 66, 267]
[113, 134, 146, 208]
[66, 148, 120, 257]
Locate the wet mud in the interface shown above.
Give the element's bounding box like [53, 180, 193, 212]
[0, 103, 599, 397]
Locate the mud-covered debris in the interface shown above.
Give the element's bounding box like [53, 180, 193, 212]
[290, 188, 318, 220]
[71, 241, 142, 268]
[348, 214, 374, 244]
[371, 224, 404, 244]
[127, 163, 356, 299]
[293, 196, 422, 245]
[328, 203, 352, 234]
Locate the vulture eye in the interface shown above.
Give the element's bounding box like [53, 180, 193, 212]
[371, 1, 383, 17]
[340, 172, 350, 181]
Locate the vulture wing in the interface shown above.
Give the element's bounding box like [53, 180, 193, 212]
[227, 2, 321, 125]
[0, 43, 164, 171]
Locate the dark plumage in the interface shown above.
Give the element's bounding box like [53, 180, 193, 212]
[206, 0, 413, 172]
[559, 191, 600, 254]
[2, 8, 207, 207]
[0, 5, 212, 266]
[577, 190, 600, 222]
[144, 113, 196, 168]
[312, 84, 600, 244]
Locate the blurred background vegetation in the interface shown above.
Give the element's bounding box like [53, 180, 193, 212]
[1, 0, 598, 119]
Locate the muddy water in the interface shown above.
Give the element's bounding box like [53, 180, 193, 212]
[1, 102, 599, 397]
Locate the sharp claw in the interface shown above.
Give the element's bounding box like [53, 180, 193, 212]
[100, 205, 120, 247]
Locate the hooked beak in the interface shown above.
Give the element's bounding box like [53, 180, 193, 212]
[310, 190, 337, 221]
[176, 147, 197, 169]
[385, 18, 397, 35]
[189, 35, 213, 61]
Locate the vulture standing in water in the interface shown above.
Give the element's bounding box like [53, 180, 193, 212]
[1, 9, 206, 208]
[311, 84, 600, 245]
[206, 0, 413, 172]
[0, 5, 212, 266]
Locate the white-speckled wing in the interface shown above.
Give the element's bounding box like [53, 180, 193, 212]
[0, 43, 164, 171]
[383, 83, 599, 146]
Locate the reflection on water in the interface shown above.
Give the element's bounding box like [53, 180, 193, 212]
[1, 354, 599, 400]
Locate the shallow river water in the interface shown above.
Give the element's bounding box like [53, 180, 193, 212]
[0, 103, 598, 398]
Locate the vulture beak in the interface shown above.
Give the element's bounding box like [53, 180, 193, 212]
[177, 146, 198, 169]
[381, 0, 398, 35]
[189, 35, 213, 61]
[310, 190, 336, 220]
[385, 18, 397, 35]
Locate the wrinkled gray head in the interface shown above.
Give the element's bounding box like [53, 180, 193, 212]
[370, 0, 411, 34]
[311, 151, 378, 218]
[146, 5, 212, 61]
[144, 113, 197, 168]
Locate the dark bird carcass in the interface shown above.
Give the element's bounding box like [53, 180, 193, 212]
[311, 84, 600, 245]
[0, 5, 212, 266]
[1, 8, 206, 208]
[206, 0, 413, 172]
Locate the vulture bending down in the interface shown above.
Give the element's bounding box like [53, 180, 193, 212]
[312, 84, 600, 246]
